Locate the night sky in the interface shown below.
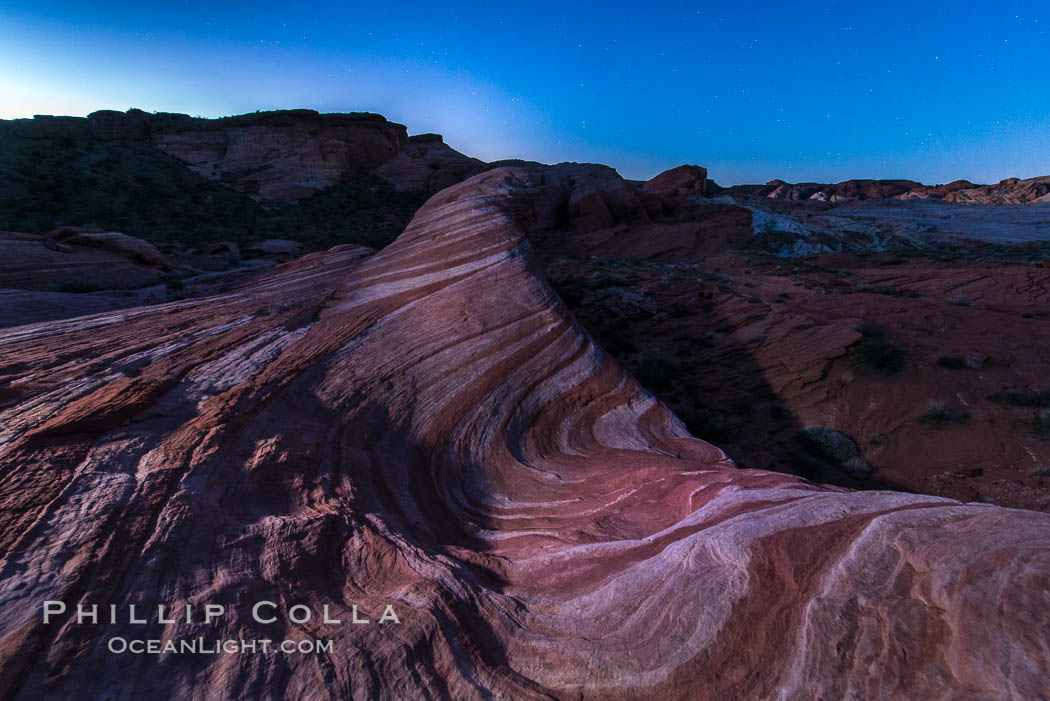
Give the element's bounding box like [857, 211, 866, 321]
[2, 1, 1047, 184]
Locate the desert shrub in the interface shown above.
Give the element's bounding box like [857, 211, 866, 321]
[553, 281, 583, 308]
[800, 426, 860, 464]
[54, 279, 107, 293]
[858, 321, 885, 338]
[855, 338, 906, 376]
[592, 275, 628, 289]
[921, 402, 970, 426]
[679, 407, 728, 441]
[797, 426, 873, 480]
[789, 453, 826, 479]
[842, 456, 873, 479]
[605, 335, 638, 355]
[947, 295, 972, 306]
[858, 285, 920, 298]
[1036, 408, 1050, 432]
[937, 355, 967, 369]
[987, 388, 1050, 408]
[634, 356, 681, 392]
[670, 303, 693, 318]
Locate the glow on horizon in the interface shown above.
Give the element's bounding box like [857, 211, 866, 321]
[2, 1, 1048, 185]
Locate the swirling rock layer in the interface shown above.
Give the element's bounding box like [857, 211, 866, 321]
[0, 167, 1048, 700]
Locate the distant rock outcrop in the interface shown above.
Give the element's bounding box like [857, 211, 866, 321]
[757, 178, 924, 201]
[0, 227, 170, 291]
[945, 176, 1050, 204]
[5, 109, 487, 203]
[153, 111, 406, 200]
[152, 111, 488, 200]
[643, 164, 708, 198]
[1, 166, 1048, 699]
[719, 174, 1050, 205]
[372, 133, 486, 193]
[48, 227, 171, 267]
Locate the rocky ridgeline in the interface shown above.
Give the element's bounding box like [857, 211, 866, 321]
[5, 108, 485, 200]
[723, 175, 1050, 204]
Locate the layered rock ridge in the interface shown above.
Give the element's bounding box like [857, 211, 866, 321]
[0, 166, 1048, 699]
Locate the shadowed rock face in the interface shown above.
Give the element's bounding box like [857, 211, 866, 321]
[153, 112, 483, 200]
[4, 109, 482, 204]
[643, 164, 708, 199]
[154, 114, 407, 200]
[0, 166, 1048, 700]
[372, 133, 486, 193]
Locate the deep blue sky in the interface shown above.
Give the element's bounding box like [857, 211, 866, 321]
[1, 1, 1047, 184]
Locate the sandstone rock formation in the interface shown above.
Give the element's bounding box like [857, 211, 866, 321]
[543, 234, 1050, 508]
[0, 227, 286, 329]
[0, 228, 170, 291]
[153, 111, 486, 200]
[525, 166, 1050, 508]
[372, 133, 486, 193]
[1, 166, 1048, 700]
[642, 164, 708, 198]
[48, 227, 171, 267]
[154, 111, 407, 200]
[3, 109, 487, 206]
[248, 238, 305, 256]
[721, 174, 1050, 205]
[757, 178, 925, 201]
[945, 175, 1050, 205]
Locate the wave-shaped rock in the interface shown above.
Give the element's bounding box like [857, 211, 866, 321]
[0, 167, 1047, 699]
